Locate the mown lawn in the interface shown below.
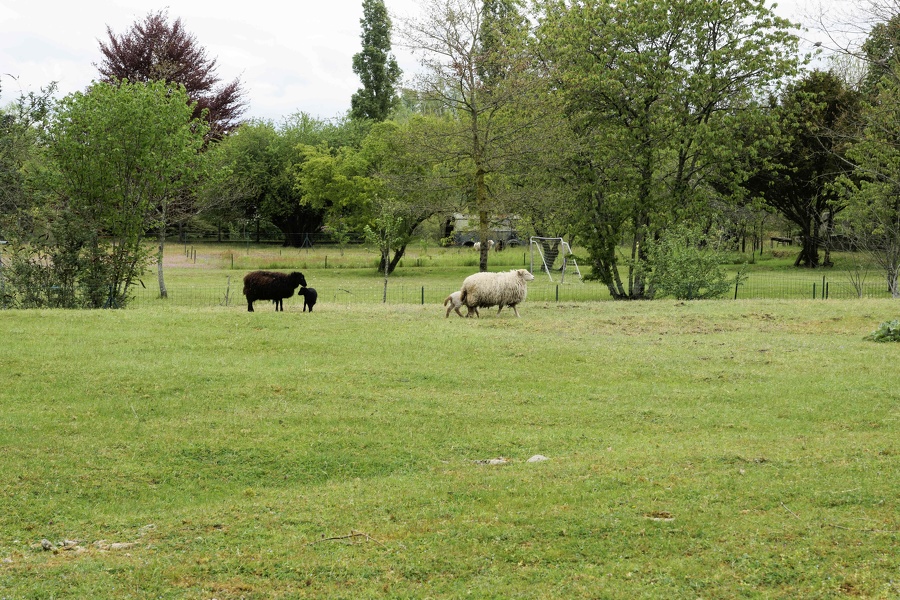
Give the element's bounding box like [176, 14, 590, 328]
[1, 298, 898, 598]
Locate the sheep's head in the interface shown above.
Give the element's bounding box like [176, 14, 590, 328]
[290, 272, 307, 288]
[518, 269, 535, 282]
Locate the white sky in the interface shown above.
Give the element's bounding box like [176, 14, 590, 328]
[0, 0, 849, 122]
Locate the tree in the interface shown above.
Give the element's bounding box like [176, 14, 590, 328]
[743, 71, 860, 268]
[537, 0, 800, 298]
[0, 83, 56, 238]
[351, 0, 402, 121]
[399, 0, 543, 272]
[210, 114, 369, 247]
[364, 199, 406, 302]
[96, 10, 246, 139]
[44, 81, 207, 307]
[861, 11, 900, 94]
[840, 67, 900, 297]
[96, 10, 246, 296]
[296, 117, 456, 274]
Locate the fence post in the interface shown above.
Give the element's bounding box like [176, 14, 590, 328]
[822, 275, 826, 299]
[421, 286, 425, 305]
[813, 282, 816, 299]
[556, 285, 559, 302]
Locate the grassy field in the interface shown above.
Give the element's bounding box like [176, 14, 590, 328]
[2, 266, 899, 598]
[123, 243, 896, 310]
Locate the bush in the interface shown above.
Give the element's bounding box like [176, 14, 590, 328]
[865, 319, 900, 342]
[645, 224, 736, 300]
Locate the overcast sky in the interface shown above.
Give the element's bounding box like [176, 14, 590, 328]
[1, 0, 845, 122]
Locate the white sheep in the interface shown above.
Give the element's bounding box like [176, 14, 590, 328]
[442, 291, 479, 318]
[459, 268, 535, 317]
[472, 240, 494, 252]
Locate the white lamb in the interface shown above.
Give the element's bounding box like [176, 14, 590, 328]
[459, 268, 535, 317]
[442, 291, 479, 318]
[472, 240, 494, 252]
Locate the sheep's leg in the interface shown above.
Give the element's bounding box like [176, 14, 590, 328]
[511, 304, 521, 317]
[247, 300, 254, 312]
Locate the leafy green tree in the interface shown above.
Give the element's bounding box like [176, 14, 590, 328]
[861, 13, 900, 95]
[743, 71, 860, 268]
[537, 0, 799, 298]
[0, 84, 56, 240]
[840, 72, 900, 297]
[42, 80, 207, 307]
[363, 199, 405, 302]
[351, 0, 402, 121]
[363, 118, 463, 271]
[96, 10, 247, 296]
[209, 114, 367, 247]
[399, 0, 543, 272]
[297, 117, 455, 274]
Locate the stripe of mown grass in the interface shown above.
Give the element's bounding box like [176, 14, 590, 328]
[0, 300, 897, 598]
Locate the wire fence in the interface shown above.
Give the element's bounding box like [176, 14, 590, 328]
[734, 273, 895, 300]
[124, 272, 897, 309]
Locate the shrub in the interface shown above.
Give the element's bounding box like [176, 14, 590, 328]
[645, 224, 735, 300]
[865, 319, 900, 342]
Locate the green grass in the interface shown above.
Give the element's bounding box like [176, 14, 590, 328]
[130, 243, 895, 310]
[1, 296, 899, 598]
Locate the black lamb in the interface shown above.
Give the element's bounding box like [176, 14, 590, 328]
[297, 286, 317, 312]
[242, 271, 307, 312]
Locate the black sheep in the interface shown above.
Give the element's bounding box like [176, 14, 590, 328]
[297, 286, 317, 312]
[242, 271, 307, 312]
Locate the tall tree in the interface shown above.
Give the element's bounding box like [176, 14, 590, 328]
[97, 10, 246, 296]
[538, 0, 799, 298]
[399, 0, 542, 272]
[45, 81, 207, 307]
[744, 71, 860, 268]
[351, 0, 402, 121]
[840, 48, 900, 296]
[96, 10, 246, 139]
[298, 116, 457, 274]
[0, 84, 55, 238]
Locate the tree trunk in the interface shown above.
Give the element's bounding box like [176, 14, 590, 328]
[794, 233, 820, 268]
[157, 225, 168, 299]
[382, 250, 389, 303]
[440, 216, 455, 242]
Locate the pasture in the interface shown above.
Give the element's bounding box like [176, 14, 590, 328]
[0, 245, 898, 598]
[129, 243, 898, 308]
